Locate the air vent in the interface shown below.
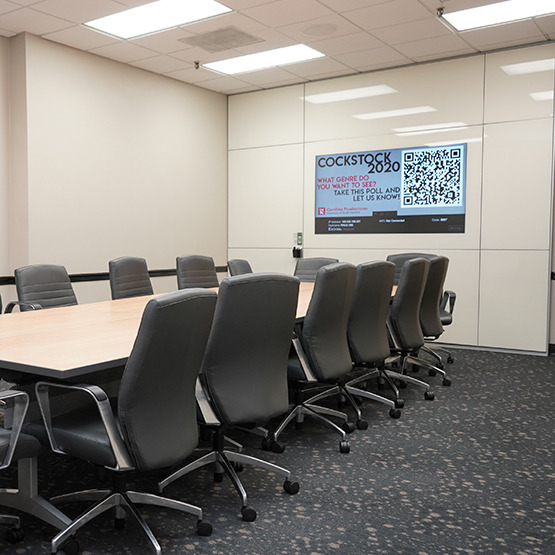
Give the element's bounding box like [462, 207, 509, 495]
[180, 26, 263, 53]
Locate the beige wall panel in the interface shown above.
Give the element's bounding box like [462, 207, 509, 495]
[304, 57, 484, 143]
[22, 35, 227, 284]
[479, 250, 550, 352]
[303, 126, 482, 251]
[0, 38, 9, 275]
[481, 119, 553, 250]
[484, 43, 555, 124]
[228, 144, 303, 248]
[229, 85, 304, 150]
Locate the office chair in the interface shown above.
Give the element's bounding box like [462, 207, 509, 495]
[293, 257, 339, 282]
[0, 390, 46, 544]
[387, 252, 456, 365]
[108, 256, 153, 300]
[159, 273, 300, 522]
[386, 258, 437, 399]
[272, 263, 357, 454]
[227, 259, 253, 276]
[176, 255, 219, 289]
[27, 289, 218, 554]
[7, 264, 77, 312]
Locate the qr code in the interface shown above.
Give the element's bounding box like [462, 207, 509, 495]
[401, 147, 463, 208]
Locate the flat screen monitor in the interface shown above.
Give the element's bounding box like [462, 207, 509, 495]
[315, 143, 466, 234]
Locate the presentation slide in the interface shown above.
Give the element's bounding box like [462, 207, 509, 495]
[315, 143, 466, 234]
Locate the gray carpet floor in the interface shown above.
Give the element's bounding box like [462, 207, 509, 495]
[0, 347, 554, 554]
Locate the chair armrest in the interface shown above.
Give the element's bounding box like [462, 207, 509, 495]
[34, 381, 134, 471]
[5, 301, 43, 313]
[291, 323, 317, 382]
[440, 290, 456, 314]
[195, 376, 220, 426]
[0, 390, 29, 469]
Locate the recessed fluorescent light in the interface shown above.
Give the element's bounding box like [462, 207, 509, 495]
[203, 44, 325, 75]
[85, 0, 231, 39]
[393, 122, 468, 137]
[501, 58, 555, 75]
[303, 85, 397, 104]
[530, 90, 554, 101]
[354, 106, 436, 121]
[442, 0, 555, 31]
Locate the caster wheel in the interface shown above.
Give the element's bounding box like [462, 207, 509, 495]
[241, 506, 257, 522]
[356, 419, 368, 430]
[197, 520, 212, 536]
[428, 369, 437, 377]
[272, 440, 285, 454]
[283, 480, 300, 495]
[214, 472, 224, 483]
[339, 441, 350, 454]
[5, 527, 24, 544]
[231, 461, 244, 472]
[442, 378, 451, 386]
[424, 391, 435, 401]
[114, 517, 125, 530]
[447, 356, 454, 364]
[394, 398, 404, 409]
[389, 408, 401, 419]
[60, 537, 80, 555]
[261, 437, 273, 451]
[342, 421, 355, 434]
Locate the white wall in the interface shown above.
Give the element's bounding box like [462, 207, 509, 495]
[228, 43, 555, 354]
[2, 34, 228, 304]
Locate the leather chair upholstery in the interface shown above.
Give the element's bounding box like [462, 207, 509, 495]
[108, 256, 153, 300]
[176, 255, 219, 289]
[293, 257, 338, 282]
[159, 273, 300, 522]
[227, 259, 253, 276]
[27, 289, 217, 554]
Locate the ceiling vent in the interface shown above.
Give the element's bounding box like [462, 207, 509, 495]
[179, 26, 263, 53]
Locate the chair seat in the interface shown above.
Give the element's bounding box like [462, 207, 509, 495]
[0, 429, 41, 461]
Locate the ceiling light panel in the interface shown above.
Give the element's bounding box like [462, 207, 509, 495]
[85, 0, 232, 39]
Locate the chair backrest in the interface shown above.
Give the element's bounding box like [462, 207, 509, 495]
[301, 262, 356, 381]
[386, 253, 437, 285]
[294, 257, 339, 282]
[201, 273, 299, 425]
[109, 256, 154, 300]
[117, 289, 217, 472]
[15, 264, 77, 310]
[227, 259, 253, 276]
[176, 255, 219, 289]
[419, 255, 449, 338]
[388, 258, 428, 351]
[348, 261, 396, 366]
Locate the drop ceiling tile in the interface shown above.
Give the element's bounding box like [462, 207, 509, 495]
[310, 32, 384, 56]
[229, 66, 302, 86]
[30, 0, 125, 23]
[371, 17, 453, 45]
[318, 0, 389, 11]
[130, 27, 196, 54]
[0, 1, 20, 16]
[130, 54, 188, 73]
[342, 0, 433, 30]
[90, 40, 157, 63]
[0, 7, 73, 34]
[0, 26, 16, 37]
[44, 25, 120, 50]
[221, 0, 276, 10]
[461, 20, 547, 49]
[535, 14, 555, 35]
[243, 0, 333, 28]
[178, 11, 268, 35]
[277, 14, 362, 43]
[282, 56, 355, 78]
[394, 34, 476, 60]
[335, 46, 411, 72]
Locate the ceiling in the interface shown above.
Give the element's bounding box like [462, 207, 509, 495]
[0, 0, 554, 95]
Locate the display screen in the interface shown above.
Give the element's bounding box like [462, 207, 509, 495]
[315, 143, 466, 234]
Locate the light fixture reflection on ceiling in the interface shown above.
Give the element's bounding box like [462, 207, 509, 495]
[501, 58, 555, 75]
[203, 44, 325, 75]
[426, 137, 484, 147]
[303, 85, 397, 104]
[85, 0, 232, 39]
[393, 122, 468, 137]
[440, 0, 555, 31]
[530, 90, 554, 101]
[354, 106, 436, 120]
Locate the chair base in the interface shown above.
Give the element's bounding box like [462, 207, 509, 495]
[159, 430, 297, 521]
[49, 483, 209, 554]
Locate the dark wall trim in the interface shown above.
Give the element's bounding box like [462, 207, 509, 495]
[0, 266, 228, 286]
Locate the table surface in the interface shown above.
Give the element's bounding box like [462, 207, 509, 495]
[0, 282, 315, 379]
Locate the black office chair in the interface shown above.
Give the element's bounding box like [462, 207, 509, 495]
[7, 264, 77, 312]
[159, 273, 300, 522]
[108, 256, 153, 300]
[386, 258, 436, 400]
[176, 255, 219, 289]
[293, 257, 338, 282]
[272, 262, 356, 454]
[27, 289, 218, 554]
[386, 253, 437, 285]
[0, 390, 44, 545]
[227, 259, 253, 276]
[345, 261, 404, 418]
